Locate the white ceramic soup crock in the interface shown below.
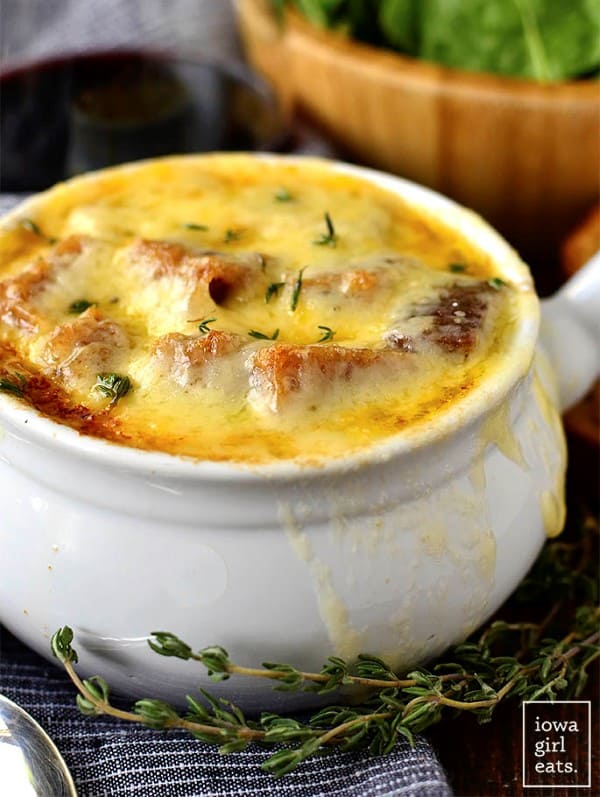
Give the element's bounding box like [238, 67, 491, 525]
[0, 156, 598, 712]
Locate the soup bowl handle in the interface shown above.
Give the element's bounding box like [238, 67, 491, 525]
[540, 252, 600, 411]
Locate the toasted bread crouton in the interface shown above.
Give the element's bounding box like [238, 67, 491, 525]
[249, 343, 406, 413]
[42, 307, 129, 389]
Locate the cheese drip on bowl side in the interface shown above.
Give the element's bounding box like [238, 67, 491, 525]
[0, 156, 524, 464]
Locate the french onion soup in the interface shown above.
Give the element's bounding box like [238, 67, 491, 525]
[0, 156, 527, 464]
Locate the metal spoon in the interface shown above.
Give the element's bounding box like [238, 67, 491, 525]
[0, 693, 77, 796]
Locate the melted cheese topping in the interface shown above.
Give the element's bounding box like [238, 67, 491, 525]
[0, 156, 527, 464]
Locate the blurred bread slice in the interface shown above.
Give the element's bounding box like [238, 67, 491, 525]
[561, 204, 599, 448]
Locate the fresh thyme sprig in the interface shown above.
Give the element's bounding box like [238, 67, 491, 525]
[313, 212, 337, 247]
[93, 373, 131, 405]
[52, 512, 599, 778]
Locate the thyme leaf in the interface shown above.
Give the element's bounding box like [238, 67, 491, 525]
[183, 223, 209, 231]
[197, 317, 217, 335]
[19, 218, 43, 236]
[488, 277, 507, 290]
[265, 282, 285, 304]
[249, 328, 279, 341]
[449, 263, 467, 273]
[93, 373, 131, 404]
[313, 212, 337, 247]
[52, 510, 599, 780]
[317, 325, 335, 342]
[68, 299, 96, 314]
[224, 229, 243, 243]
[290, 268, 306, 312]
[19, 217, 56, 243]
[275, 188, 294, 202]
[0, 375, 26, 398]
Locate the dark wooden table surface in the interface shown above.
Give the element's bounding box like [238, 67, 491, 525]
[430, 679, 598, 796]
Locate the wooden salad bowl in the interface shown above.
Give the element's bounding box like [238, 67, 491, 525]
[237, 0, 600, 267]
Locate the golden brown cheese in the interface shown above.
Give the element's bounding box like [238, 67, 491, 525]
[0, 156, 526, 464]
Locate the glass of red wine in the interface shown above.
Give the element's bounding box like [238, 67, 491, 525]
[1, 50, 289, 193]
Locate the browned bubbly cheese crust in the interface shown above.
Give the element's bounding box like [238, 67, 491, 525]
[0, 156, 527, 463]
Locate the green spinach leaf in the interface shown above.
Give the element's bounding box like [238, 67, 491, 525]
[275, 0, 600, 81]
[379, 0, 420, 54]
[418, 0, 600, 81]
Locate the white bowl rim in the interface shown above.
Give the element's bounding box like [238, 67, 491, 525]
[0, 153, 539, 481]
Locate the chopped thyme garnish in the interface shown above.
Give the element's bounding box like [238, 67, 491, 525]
[317, 325, 335, 342]
[0, 374, 26, 398]
[290, 268, 306, 312]
[183, 223, 209, 231]
[488, 277, 507, 290]
[449, 263, 467, 273]
[249, 328, 280, 341]
[265, 282, 285, 303]
[197, 317, 217, 335]
[19, 218, 43, 236]
[313, 212, 337, 247]
[68, 299, 96, 314]
[93, 373, 131, 404]
[224, 229, 243, 243]
[274, 188, 293, 202]
[19, 218, 56, 244]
